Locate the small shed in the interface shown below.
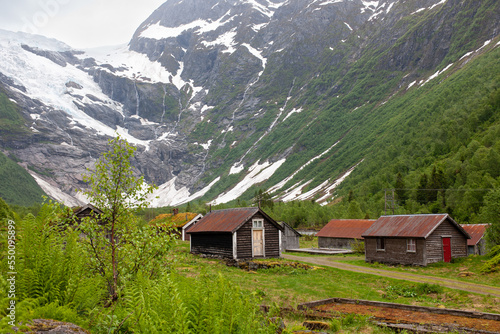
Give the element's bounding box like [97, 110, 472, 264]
[149, 210, 203, 241]
[187, 207, 284, 260]
[316, 219, 376, 249]
[280, 222, 301, 251]
[362, 214, 470, 266]
[461, 224, 490, 255]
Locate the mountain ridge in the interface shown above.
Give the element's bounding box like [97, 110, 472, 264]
[0, 0, 498, 218]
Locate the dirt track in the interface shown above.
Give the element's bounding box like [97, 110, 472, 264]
[282, 254, 500, 297]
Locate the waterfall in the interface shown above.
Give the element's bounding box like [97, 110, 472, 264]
[134, 81, 140, 116]
[161, 85, 167, 123]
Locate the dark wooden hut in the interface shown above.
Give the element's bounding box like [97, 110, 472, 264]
[362, 214, 470, 266]
[461, 224, 490, 255]
[187, 207, 284, 259]
[316, 219, 376, 249]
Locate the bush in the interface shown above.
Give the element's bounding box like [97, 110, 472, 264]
[415, 283, 443, 295]
[487, 245, 500, 258]
[351, 239, 365, 254]
[480, 253, 500, 274]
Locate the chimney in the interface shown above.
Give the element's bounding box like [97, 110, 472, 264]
[173, 208, 179, 215]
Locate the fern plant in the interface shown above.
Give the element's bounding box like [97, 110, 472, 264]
[103, 271, 277, 334]
[0, 201, 104, 332]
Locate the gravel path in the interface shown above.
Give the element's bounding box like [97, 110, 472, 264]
[282, 254, 500, 297]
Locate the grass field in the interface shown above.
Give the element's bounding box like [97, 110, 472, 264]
[171, 240, 500, 333]
[297, 237, 500, 288]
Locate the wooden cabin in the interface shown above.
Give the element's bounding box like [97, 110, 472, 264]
[149, 210, 203, 241]
[316, 219, 376, 249]
[187, 207, 284, 260]
[461, 224, 490, 255]
[73, 203, 104, 222]
[280, 222, 301, 251]
[362, 214, 470, 266]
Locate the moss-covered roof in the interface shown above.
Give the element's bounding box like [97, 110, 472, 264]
[149, 212, 200, 228]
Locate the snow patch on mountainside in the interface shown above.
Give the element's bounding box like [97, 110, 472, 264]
[201, 29, 238, 54]
[268, 141, 340, 194]
[210, 159, 286, 205]
[149, 176, 221, 207]
[82, 44, 173, 84]
[412, 0, 447, 14]
[140, 10, 235, 40]
[29, 172, 83, 207]
[283, 107, 303, 122]
[242, 43, 267, 69]
[274, 161, 361, 205]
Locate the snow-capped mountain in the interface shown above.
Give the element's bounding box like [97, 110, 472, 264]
[0, 0, 499, 207]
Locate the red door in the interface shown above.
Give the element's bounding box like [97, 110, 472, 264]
[442, 238, 451, 263]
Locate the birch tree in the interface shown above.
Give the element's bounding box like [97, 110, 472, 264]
[80, 135, 168, 303]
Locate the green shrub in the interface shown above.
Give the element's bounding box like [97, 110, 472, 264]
[480, 253, 500, 274]
[415, 283, 443, 295]
[487, 245, 500, 258]
[351, 240, 365, 254]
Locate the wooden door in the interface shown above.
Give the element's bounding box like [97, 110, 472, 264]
[442, 237, 451, 263]
[253, 229, 264, 256]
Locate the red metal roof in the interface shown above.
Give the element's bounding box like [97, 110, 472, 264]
[461, 224, 489, 246]
[187, 207, 266, 233]
[362, 214, 470, 239]
[316, 219, 376, 239]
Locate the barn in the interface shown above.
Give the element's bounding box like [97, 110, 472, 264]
[187, 207, 284, 259]
[316, 219, 376, 249]
[362, 214, 470, 266]
[461, 224, 490, 255]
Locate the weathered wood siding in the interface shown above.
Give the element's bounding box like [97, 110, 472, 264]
[264, 219, 280, 258]
[365, 238, 426, 266]
[425, 220, 468, 264]
[236, 220, 253, 259]
[318, 237, 357, 249]
[190, 212, 282, 260]
[282, 225, 300, 251]
[190, 233, 233, 258]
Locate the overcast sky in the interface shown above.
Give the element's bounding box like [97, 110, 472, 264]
[0, 0, 166, 49]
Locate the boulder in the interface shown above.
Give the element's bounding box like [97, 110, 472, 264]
[26, 319, 89, 333]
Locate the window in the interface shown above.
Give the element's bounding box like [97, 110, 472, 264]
[376, 238, 385, 251]
[407, 239, 416, 252]
[252, 219, 263, 229]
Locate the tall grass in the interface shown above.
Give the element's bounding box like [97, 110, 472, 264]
[108, 271, 276, 334]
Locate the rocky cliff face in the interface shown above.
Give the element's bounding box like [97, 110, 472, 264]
[0, 0, 498, 207]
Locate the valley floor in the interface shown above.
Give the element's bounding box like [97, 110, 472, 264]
[282, 254, 500, 298]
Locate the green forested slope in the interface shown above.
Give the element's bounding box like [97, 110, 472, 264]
[0, 151, 46, 206]
[202, 27, 500, 225]
[0, 89, 29, 137]
[0, 91, 46, 206]
[338, 45, 500, 222]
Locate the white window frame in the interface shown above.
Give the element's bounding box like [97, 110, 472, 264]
[252, 219, 264, 229]
[407, 238, 416, 253]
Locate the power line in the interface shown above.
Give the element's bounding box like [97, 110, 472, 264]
[388, 188, 494, 191]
